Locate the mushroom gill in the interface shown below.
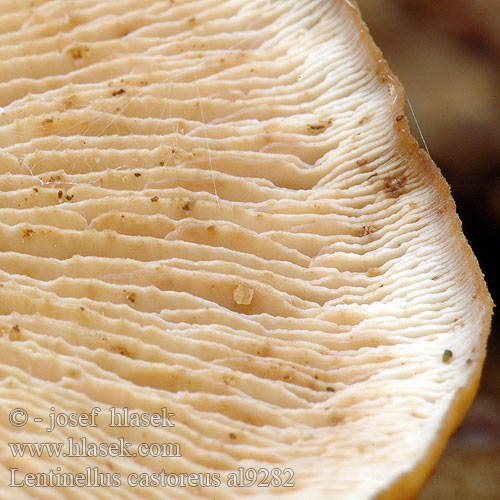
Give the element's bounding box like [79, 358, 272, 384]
[0, 1, 492, 499]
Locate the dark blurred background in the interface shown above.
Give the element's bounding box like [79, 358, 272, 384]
[356, 1, 500, 497]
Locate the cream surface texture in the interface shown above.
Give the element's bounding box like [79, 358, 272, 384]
[0, 1, 492, 499]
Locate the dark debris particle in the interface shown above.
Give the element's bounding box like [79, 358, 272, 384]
[68, 45, 89, 60]
[9, 325, 22, 341]
[384, 176, 406, 197]
[396, 114, 404, 122]
[134, 172, 142, 177]
[111, 346, 131, 357]
[326, 386, 335, 393]
[308, 124, 326, 131]
[442, 349, 453, 363]
[362, 225, 377, 236]
[112, 88, 126, 96]
[150, 196, 159, 202]
[229, 433, 237, 439]
[307, 120, 332, 134]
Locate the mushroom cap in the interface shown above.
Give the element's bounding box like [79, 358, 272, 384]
[0, 1, 492, 499]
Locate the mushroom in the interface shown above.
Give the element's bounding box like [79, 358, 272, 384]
[0, 1, 492, 499]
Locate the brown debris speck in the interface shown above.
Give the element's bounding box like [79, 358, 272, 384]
[134, 172, 142, 177]
[442, 349, 453, 363]
[384, 176, 406, 197]
[307, 119, 332, 134]
[150, 196, 159, 202]
[9, 325, 22, 341]
[111, 346, 131, 357]
[67, 45, 89, 60]
[112, 88, 126, 96]
[41, 117, 54, 126]
[362, 225, 377, 236]
[308, 124, 326, 132]
[23, 228, 34, 238]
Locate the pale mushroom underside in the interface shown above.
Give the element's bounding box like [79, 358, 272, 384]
[0, 0, 492, 499]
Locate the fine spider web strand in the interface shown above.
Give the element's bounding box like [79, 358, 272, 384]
[342, 0, 356, 9]
[9, 0, 291, 187]
[363, 55, 430, 158]
[6, 34, 259, 193]
[193, 67, 220, 206]
[90, 29, 260, 133]
[43, 32, 261, 188]
[406, 95, 430, 157]
[11, 2, 312, 194]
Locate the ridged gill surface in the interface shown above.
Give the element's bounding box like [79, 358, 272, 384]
[0, 1, 491, 499]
